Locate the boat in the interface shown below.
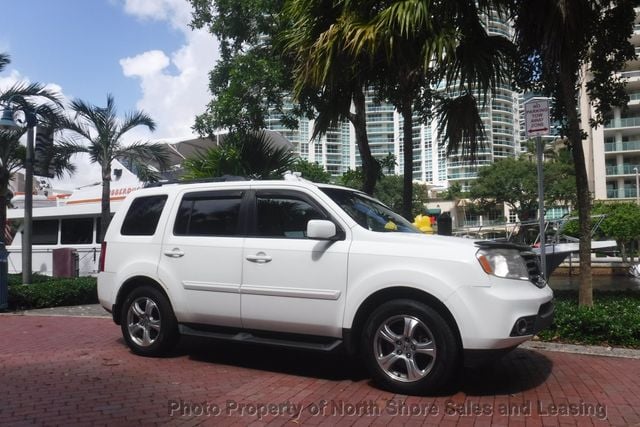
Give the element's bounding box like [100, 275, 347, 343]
[6, 160, 142, 277]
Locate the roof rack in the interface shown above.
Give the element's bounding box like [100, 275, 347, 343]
[144, 175, 248, 188]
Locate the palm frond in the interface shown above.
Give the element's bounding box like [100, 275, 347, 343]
[436, 93, 486, 160]
[115, 141, 170, 172]
[0, 53, 9, 72]
[0, 82, 63, 107]
[114, 110, 156, 141]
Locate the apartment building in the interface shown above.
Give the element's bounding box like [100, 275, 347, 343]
[586, 8, 640, 202]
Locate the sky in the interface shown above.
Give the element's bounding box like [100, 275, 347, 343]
[0, 0, 220, 189]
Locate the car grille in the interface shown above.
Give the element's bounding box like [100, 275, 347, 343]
[520, 251, 545, 288]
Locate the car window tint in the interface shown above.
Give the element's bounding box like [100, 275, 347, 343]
[174, 195, 241, 236]
[121, 195, 168, 236]
[256, 195, 325, 238]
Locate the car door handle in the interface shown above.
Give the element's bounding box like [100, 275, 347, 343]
[164, 248, 185, 258]
[246, 253, 272, 263]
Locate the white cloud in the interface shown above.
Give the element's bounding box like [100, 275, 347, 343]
[120, 50, 170, 77]
[120, 0, 220, 141]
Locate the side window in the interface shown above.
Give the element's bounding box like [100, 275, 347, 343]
[61, 218, 93, 244]
[121, 195, 168, 236]
[256, 193, 326, 238]
[32, 219, 58, 245]
[174, 193, 242, 236]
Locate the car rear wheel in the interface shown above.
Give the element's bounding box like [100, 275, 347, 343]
[362, 299, 459, 394]
[121, 286, 179, 356]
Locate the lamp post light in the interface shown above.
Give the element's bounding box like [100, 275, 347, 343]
[0, 101, 36, 290]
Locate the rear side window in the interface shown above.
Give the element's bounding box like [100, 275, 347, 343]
[121, 195, 168, 236]
[174, 192, 242, 236]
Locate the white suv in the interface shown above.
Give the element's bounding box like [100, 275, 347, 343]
[98, 175, 553, 394]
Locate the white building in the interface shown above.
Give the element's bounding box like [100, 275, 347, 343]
[586, 7, 640, 202]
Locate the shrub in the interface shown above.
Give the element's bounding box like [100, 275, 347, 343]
[537, 290, 640, 348]
[7, 275, 98, 310]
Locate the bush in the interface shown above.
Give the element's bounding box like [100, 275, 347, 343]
[7, 275, 98, 310]
[537, 290, 640, 348]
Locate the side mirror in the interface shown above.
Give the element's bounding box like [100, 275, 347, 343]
[307, 220, 337, 240]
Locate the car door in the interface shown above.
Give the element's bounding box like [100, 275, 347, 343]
[157, 189, 247, 327]
[241, 188, 349, 337]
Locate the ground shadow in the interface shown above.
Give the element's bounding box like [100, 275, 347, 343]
[153, 337, 554, 396]
[458, 348, 553, 396]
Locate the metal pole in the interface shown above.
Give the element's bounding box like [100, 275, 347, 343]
[537, 136, 546, 280]
[635, 167, 639, 205]
[22, 122, 34, 285]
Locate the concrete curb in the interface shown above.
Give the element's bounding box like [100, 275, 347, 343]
[521, 340, 640, 360]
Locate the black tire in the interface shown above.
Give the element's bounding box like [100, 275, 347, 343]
[361, 299, 460, 395]
[120, 285, 179, 356]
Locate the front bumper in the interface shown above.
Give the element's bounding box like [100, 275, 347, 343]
[446, 277, 554, 350]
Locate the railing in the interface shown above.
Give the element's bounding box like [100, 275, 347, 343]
[605, 117, 640, 128]
[605, 164, 640, 175]
[604, 140, 640, 152]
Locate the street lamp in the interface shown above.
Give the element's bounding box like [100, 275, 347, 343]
[0, 100, 36, 290]
[634, 167, 639, 206]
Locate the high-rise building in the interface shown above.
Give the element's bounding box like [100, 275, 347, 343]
[266, 10, 521, 191]
[586, 7, 640, 202]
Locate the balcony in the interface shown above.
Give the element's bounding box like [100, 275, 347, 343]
[605, 164, 640, 176]
[605, 117, 640, 128]
[604, 140, 640, 152]
[607, 187, 640, 199]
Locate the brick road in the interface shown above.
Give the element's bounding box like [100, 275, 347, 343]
[1, 315, 639, 426]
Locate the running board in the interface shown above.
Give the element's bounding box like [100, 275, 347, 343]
[179, 325, 343, 352]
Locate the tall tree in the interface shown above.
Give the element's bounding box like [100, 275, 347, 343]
[284, 0, 514, 218]
[189, 0, 303, 135]
[281, 0, 382, 194]
[61, 95, 169, 239]
[513, 0, 636, 306]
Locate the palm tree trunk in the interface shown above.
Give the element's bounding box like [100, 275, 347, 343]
[101, 166, 111, 242]
[560, 71, 593, 307]
[350, 88, 378, 195]
[401, 94, 414, 221]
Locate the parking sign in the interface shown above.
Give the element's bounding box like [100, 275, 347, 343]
[524, 98, 550, 137]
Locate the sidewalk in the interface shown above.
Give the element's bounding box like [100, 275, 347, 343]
[1, 314, 639, 426]
[4, 304, 640, 359]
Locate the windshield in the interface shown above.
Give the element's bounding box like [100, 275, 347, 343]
[321, 188, 420, 233]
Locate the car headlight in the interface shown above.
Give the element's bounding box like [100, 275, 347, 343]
[476, 248, 530, 280]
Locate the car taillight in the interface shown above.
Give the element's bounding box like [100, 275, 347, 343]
[99, 241, 107, 272]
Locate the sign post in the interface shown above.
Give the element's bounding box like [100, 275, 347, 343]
[524, 98, 551, 280]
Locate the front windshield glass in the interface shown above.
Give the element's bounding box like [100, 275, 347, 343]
[321, 188, 420, 233]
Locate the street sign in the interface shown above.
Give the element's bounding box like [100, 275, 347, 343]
[524, 98, 550, 137]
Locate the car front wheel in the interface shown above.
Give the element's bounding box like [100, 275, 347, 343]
[120, 286, 179, 356]
[362, 299, 459, 394]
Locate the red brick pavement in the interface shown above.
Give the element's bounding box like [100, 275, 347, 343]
[0, 315, 639, 426]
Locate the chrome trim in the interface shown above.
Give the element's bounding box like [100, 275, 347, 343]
[182, 281, 241, 293]
[241, 285, 341, 300]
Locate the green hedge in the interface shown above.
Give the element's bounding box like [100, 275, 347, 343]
[7, 274, 98, 310]
[537, 290, 640, 348]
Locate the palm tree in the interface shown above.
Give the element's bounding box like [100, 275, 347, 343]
[343, 0, 513, 219]
[281, 1, 381, 195]
[62, 94, 169, 239]
[512, 0, 635, 306]
[0, 53, 73, 249]
[182, 130, 295, 180]
[282, 1, 514, 218]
